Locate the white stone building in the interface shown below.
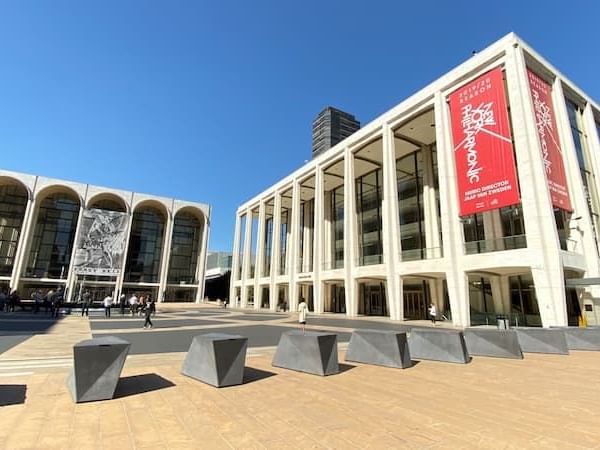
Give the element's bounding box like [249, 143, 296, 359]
[0, 169, 210, 303]
[229, 33, 600, 328]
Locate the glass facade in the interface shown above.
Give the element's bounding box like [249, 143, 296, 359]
[262, 216, 273, 277]
[298, 199, 314, 272]
[468, 276, 495, 326]
[397, 152, 425, 260]
[566, 99, 600, 253]
[167, 211, 202, 284]
[25, 193, 80, 279]
[89, 198, 126, 212]
[279, 208, 289, 275]
[0, 184, 28, 277]
[249, 213, 258, 278]
[124, 207, 165, 283]
[330, 186, 344, 269]
[237, 214, 246, 280]
[356, 169, 383, 265]
[403, 281, 430, 320]
[358, 281, 387, 316]
[510, 274, 541, 327]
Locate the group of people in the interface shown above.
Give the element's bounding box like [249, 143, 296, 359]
[79, 290, 155, 328]
[0, 285, 64, 318]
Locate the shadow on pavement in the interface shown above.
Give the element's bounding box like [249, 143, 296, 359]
[338, 363, 356, 373]
[114, 373, 175, 398]
[0, 385, 27, 406]
[0, 312, 65, 336]
[242, 366, 277, 384]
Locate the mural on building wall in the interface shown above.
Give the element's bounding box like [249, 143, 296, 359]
[73, 208, 129, 276]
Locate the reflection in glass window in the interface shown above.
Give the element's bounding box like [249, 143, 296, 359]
[167, 212, 202, 284]
[124, 207, 165, 283]
[279, 208, 289, 275]
[26, 193, 80, 279]
[0, 184, 29, 277]
[263, 216, 273, 276]
[510, 274, 541, 327]
[566, 100, 600, 253]
[330, 186, 344, 268]
[397, 152, 425, 258]
[356, 169, 383, 265]
[237, 214, 246, 280]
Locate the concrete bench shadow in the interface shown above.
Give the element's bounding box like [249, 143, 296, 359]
[562, 328, 600, 351]
[113, 373, 175, 398]
[345, 329, 412, 368]
[464, 329, 523, 359]
[0, 385, 27, 406]
[182, 333, 248, 387]
[408, 328, 470, 364]
[272, 331, 339, 376]
[515, 328, 569, 354]
[67, 336, 130, 403]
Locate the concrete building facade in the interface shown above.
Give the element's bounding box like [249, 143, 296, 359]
[230, 33, 600, 328]
[0, 169, 210, 303]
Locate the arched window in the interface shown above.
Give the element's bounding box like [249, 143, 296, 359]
[124, 206, 165, 283]
[0, 183, 29, 276]
[168, 211, 202, 284]
[26, 192, 80, 278]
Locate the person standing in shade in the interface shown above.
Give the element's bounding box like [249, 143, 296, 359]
[128, 294, 138, 316]
[81, 290, 91, 317]
[298, 297, 308, 334]
[103, 293, 113, 318]
[33, 289, 43, 314]
[119, 293, 126, 315]
[143, 297, 154, 329]
[428, 302, 437, 325]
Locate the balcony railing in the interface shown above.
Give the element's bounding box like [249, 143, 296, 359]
[464, 234, 527, 255]
[401, 247, 443, 261]
[559, 237, 578, 252]
[357, 254, 384, 266]
[322, 260, 344, 270]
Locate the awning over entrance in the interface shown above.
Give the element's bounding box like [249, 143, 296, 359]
[565, 278, 600, 288]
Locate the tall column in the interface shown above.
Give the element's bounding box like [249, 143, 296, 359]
[195, 210, 210, 303]
[10, 195, 35, 291]
[288, 181, 301, 312]
[422, 146, 442, 253]
[157, 203, 174, 303]
[434, 91, 470, 326]
[506, 43, 566, 327]
[116, 197, 135, 301]
[269, 194, 282, 311]
[343, 149, 359, 316]
[382, 126, 402, 320]
[228, 213, 242, 305]
[65, 189, 87, 301]
[313, 167, 325, 313]
[240, 208, 253, 308]
[253, 201, 266, 310]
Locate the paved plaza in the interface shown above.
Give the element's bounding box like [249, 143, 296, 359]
[1, 304, 600, 449]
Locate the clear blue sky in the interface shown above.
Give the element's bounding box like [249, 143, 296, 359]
[1, 1, 598, 252]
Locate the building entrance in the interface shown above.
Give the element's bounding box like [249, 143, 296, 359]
[326, 283, 345, 313]
[403, 281, 429, 320]
[358, 282, 387, 316]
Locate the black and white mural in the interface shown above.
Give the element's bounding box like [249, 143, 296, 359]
[73, 208, 129, 276]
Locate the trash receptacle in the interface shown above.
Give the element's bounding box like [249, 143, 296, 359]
[496, 315, 509, 330]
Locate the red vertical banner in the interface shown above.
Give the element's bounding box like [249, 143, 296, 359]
[449, 67, 521, 216]
[527, 69, 573, 212]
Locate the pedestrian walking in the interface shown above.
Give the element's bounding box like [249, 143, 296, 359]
[0, 287, 6, 312]
[298, 297, 308, 334]
[81, 290, 91, 316]
[33, 289, 43, 313]
[51, 288, 63, 318]
[103, 293, 113, 318]
[143, 297, 154, 329]
[8, 289, 20, 312]
[128, 294, 138, 316]
[429, 302, 437, 325]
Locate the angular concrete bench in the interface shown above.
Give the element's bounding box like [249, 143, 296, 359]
[272, 331, 339, 376]
[408, 328, 470, 364]
[515, 328, 569, 355]
[563, 328, 600, 351]
[67, 336, 130, 403]
[464, 329, 523, 359]
[345, 329, 412, 368]
[182, 333, 248, 387]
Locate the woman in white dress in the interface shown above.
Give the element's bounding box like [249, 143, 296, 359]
[298, 298, 308, 334]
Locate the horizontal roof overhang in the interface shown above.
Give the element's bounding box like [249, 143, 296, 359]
[565, 278, 600, 288]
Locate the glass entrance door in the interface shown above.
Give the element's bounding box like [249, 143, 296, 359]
[403, 281, 429, 319]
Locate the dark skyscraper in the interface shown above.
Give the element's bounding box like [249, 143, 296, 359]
[311, 107, 360, 158]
